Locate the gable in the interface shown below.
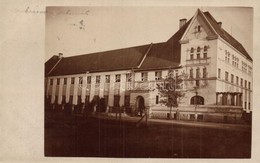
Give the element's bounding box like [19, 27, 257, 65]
[180, 10, 217, 43]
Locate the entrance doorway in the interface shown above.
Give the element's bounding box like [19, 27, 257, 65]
[136, 96, 145, 116]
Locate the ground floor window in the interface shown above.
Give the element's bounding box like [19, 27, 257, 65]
[104, 95, 109, 106]
[197, 114, 204, 120]
[125, 95, 130, 107]
[114, 95, 120, 107]
[190, 96, 204, 105]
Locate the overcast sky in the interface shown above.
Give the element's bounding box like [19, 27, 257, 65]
[45, 7, 253, 61]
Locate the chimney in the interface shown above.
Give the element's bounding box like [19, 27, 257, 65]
[58, 53, 63, 59]
[217, 22, 222, 28]
[179, 18, 187, 29]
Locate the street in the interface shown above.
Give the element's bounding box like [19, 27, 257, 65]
[45, 111, 251, 158]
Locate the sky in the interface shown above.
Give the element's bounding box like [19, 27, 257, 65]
[45, 7, 253, 61]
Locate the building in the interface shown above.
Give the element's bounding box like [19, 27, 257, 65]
[45, 9, 253, 123]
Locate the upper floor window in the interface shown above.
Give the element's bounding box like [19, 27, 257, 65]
[190, 47, 194, 53]
[195, 25, 201, 32]
[236, 76, 239, 85]
[245, 80, 247, 88]
[126, 73, 132, 82]
[87, 76, 91, 84]
[190, 47, 194, 60]
[96, 76, 100, 84]
[115, 74, 121, 82]
[57, 78, 60, 85]
[196, 47, 201, 59]
[218, 68, 221, 79]
[225, 71, 229, 81]
[203, 67, 207, 78]
[203, 46, 208, 58]
[141, 72, 148, 81]
[71, 77, 75, 84]
[190, 68, 193, 79]
[241, 78, 243, 87]
[79, 77, 83, 84]
[249, 82, 251, 90]
[196, 68, 200, 78]
[50, 79, 53, 85]
[155, 71, 162, 81]
[231, 74, 234, 83]
[64, 78, 67, 85]
[105, 75, 110, 83]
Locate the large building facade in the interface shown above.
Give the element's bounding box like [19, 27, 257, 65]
[45, 9, 253, 123]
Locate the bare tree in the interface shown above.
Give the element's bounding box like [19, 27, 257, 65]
[157, 71, 185, 119]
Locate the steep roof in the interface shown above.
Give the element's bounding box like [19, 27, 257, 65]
[140, 18, 191, 70]
[46, 9, 252, 77]
[48, 44, 150, 76]
[45, 55, 61, 76]
[203, 11, 252, 61]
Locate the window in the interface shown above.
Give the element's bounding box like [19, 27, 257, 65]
[105, 75, 110, 83]
[231, 74, 234, 83]
[190, 54, 194, 60]
[50, 79, 53, 85]
[203, 67, 207, 78]
[236, 76, 239, 85]
[113, 95, 120, 107]
[79, 77, 83, 84]
[196, 25, 201, 32]
[241, 78, 243, 87]
[124, 95, 130, 107]
[156, 95, 159, 104]
[96, 75, 100, 83]
[196, 80, 200, 87]
[190, 68, 193, 78]
[115, 74, 121, 82]
[245, 80, 247, 88]
[104, 95, 109, 107]
[87, 76, 91, 84]
[190, 47, 194, 60]
[64, 78, 67, 85]
[126, 73, 132, 82]
[71, 77, 75, 84]
[203, 46, 208, 58]
[196, 68, 200, 78]
[249, 82, 251, 90]
[190, 96, 204, 105]
[197, 53, 200, 59]
[155, 71, 162, 81]
[191, 47, 194, 53]
[141, 72, 148, 81]
[57, 78, 60, 85]
[218, 68, 221, 79]
[197, 47, 201, 59]
[225, 71, 228, 81]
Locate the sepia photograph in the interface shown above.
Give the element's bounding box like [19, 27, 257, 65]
[44, 6, 253, 158]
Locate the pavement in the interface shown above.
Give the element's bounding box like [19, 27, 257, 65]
[74, 112, 251, 132]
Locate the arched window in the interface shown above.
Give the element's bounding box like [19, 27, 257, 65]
[203, 46, 208, 58]
[190, 96, 204, 105]
[197, 47, 201, 59]
[190, 47, 194, 60]
[197, 47, 201, 52]
[191, 47, 194, 53]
